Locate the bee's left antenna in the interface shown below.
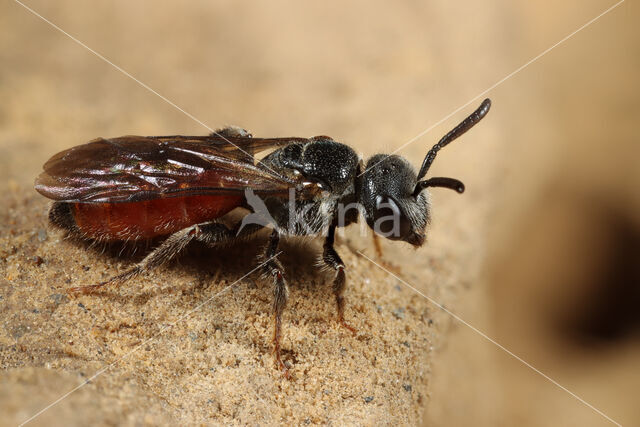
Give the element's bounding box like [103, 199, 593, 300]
[416, 98, 491, 181]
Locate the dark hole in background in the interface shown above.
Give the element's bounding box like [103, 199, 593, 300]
[561, 210, 640, 345]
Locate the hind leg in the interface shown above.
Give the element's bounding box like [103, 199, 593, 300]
[68, 221, 263, 294]
[212, 125, 252, 138]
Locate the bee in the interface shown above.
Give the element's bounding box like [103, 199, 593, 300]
[35, 99, 491, 374]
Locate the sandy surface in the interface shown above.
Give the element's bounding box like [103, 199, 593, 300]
[1, 2, 488, 424]
[1, 189, 443, 425]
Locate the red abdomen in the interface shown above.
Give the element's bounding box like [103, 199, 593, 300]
[70, 195, 243, 241]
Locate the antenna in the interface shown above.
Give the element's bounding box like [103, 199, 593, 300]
[416, 98, 491, 181]
[413, 177, 465, 196]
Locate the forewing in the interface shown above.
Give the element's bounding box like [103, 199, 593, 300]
[35, 135, 300, 203]
[150, 134, 307, 161]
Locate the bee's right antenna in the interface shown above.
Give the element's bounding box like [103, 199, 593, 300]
[413, 177, 465, 196]
[416, 98, 491, 181]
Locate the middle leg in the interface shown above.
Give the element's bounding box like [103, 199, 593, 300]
[261, 229, 290, 375]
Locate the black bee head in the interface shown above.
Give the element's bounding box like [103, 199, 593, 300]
[358, 99, 491, 246]
[359, 154, 431, 246]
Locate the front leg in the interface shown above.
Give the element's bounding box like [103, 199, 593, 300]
[323, 225, 356, 334]
[262, 229, 290, 376]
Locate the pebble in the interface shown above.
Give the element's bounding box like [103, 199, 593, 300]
[11, 324, 30, 339]
[49, 293, 69, 306]
[363, 396, 374, 403]
[392, 307, 405, 319]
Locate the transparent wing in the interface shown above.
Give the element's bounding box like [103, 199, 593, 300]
[35, 135, 304, 203]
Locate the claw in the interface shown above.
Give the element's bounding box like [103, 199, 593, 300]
[67, 282, 106, 295]
[275, 354, 290, 379]
[339, 318, 357, 335]
[273, 339, 291, 379]
[66, 267, 137, 295]
[335, 292, 356, 335]
[272, 306, 291, 379]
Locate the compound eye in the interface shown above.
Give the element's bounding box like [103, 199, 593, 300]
[376, 195, 400, 217]
[373, 196, 411, 238]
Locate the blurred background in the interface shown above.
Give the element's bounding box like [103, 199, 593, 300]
[1, 0, 637, 425]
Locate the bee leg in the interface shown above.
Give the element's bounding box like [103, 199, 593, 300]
[68, 221, 262, 295]
[371, 230, 402, 274]
[372, 231, 384, 258]
[68, 226, 197, 294]
[195, 221, 263, 247]
[323, 225, 357, 334]
[49, 202, 79, 234]
[212, 126, 252, 138]
[262, 229, 290, 377]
